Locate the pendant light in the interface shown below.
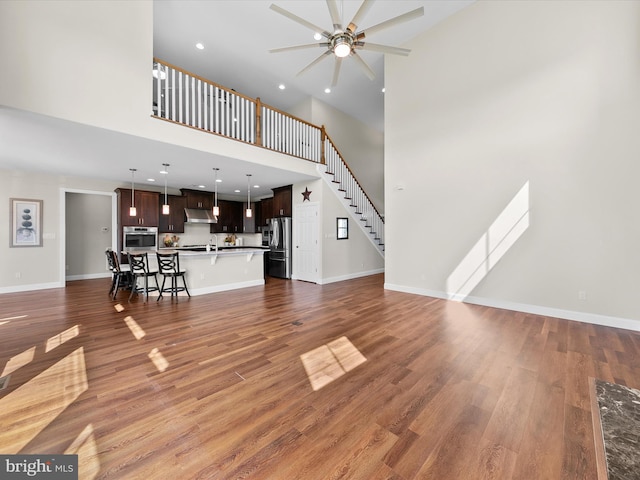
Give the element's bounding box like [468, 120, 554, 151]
[246, 174, 252, 218]
[212, 168, 220, 217]
[129, 168, 137, 217]
[161, 163, 170, 215]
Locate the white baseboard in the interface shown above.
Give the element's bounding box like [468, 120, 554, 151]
[66, 272, 112, 281]
[0, 282, 64, 294]
[384, 283, 640, 333]
[318, 268, 385, 285]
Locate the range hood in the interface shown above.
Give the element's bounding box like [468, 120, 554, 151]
[184, 208, 217, 224]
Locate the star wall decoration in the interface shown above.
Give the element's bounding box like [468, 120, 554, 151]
[302, 187, 312, 202]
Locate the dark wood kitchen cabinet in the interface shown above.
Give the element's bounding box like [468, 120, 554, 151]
[272, 185, 292, 217]
[116, 188, 160, 227]
[181, 188, 213, 210]
[159, 194, 187, 233]
[260, 197, 273, 225]
[211, 200, 244, 233]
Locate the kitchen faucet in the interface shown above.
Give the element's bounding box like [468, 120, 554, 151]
[209, 236, 218, 251]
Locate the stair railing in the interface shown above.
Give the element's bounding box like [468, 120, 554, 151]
[152, 57, 383, 251]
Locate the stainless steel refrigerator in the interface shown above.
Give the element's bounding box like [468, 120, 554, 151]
[268, 217, 292, 279]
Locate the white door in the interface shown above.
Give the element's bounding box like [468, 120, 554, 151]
[295, 202, 319, 283]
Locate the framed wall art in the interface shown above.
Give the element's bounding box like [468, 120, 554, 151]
[10, 198, 43, 247]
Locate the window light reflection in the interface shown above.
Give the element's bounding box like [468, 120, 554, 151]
[300, 336, 367, 391]
[124, 316, 146, 340]
[65, 424, 100, 480]
[148, 348, 169, 372]
[45, 325, 80, 353]
[1, 346, 36, 377]
[0, 347, 88, 453]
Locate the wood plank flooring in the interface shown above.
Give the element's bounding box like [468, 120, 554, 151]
[1, 274, 639, 479]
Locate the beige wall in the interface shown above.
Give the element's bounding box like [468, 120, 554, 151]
[65, 192, 113, 280]
[385, 0, 640, 328]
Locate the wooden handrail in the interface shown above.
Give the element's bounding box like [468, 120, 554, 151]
[325, 135, 384, 222]
[152, 58, 380, 222]
[154, 57, 257, 103]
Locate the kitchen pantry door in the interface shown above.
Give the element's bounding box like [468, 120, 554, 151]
[294, 202, 319, 283]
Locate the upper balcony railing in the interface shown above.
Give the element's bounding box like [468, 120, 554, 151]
[152, 58, 384, 249]
[152, 58, 323, 163]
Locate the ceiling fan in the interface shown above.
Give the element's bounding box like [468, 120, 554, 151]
[269, 0, 424, 86]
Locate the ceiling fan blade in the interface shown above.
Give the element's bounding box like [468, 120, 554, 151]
[331, 57, 343, 87]
[296, 50, 333, 77]
[347, 0, 374, 33]
[326, 0, 342, 30]
[270, 43, 330, 53]
[270, 4, 330, 38]
[351, 51, 375, 81]
[356, 42, 411, 56]
[359, 7, 424, 39]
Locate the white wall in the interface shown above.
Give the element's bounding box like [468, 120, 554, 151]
[292, 178, 384, 284]
[290, 97, 385, 214]
[385, 0, 640, 328]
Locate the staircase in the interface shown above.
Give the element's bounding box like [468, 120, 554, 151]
[152, 58, 384, 256]
[322, 137, 385, 257]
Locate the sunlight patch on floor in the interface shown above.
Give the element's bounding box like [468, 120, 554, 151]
[1, 346, 36, 377]
[124, 316, 146, 340]
[45, 325, 80, 353]
[300, 336, 367, 391]
[65, 423, 100, 480]
[148, 348, 169, 372]
[0, 346, 88, 453]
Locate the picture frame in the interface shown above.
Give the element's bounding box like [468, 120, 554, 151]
[10, 198, 43, 247]
[337, 217, 348, 240]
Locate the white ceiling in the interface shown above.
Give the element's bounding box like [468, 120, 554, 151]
[0, 1, 472, 198]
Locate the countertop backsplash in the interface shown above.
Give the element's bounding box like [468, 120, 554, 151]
[161, 223, 262, 247]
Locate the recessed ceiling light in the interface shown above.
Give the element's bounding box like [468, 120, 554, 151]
[216, 179, 222, 183]
[147, 178, 155, 182]
[279, 84, 286, 90]
[313, 32, 322, 41]
[253, 185, 259, 188]
[198, 185, 206, 189]
[382, 87, 386, 93]
[324, 88, 331, 94]
[234, 189, 241, 193]
[195, 43, 204, 50]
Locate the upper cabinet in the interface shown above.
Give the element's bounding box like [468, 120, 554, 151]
[211, 199, 244, 233]
[272, 185, 292, 217]
[159, 194, 187, 233]
[117, 188, 160, 227]
[181, 188, 213, 210]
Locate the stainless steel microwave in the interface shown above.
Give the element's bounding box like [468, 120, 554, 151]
[123, 226, 158, 251]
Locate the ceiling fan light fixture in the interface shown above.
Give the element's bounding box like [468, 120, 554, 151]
[332, 35, 352, 58]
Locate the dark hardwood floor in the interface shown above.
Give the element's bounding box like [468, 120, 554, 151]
[1, 274, 638, 479]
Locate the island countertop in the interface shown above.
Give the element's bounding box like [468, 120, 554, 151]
[126, 246, 266, 296]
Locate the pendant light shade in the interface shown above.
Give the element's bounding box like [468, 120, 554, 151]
[161, 163, 170, 215]
[212, 168, 220, 217]
[246, 174, 252, 218]
[129, 168, 137, 216]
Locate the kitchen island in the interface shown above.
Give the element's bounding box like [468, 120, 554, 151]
[132, 246, 267, 296]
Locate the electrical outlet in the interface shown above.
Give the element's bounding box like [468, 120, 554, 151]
[578, 291, 587, 300]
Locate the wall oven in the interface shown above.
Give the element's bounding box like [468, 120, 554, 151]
[123, 226, 158, 251]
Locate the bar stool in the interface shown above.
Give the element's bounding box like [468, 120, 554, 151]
[105, 249, 131, 299]
[127, 252, 159, 301]
[156, 251, 190, 301]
